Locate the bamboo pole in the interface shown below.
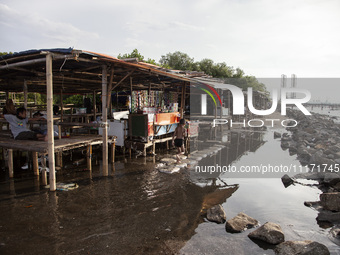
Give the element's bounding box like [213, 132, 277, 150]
[46, 53, 56, 191]
[23, 80, 28, 109]
[33, 152, 39, 175]
[102, 65, 108, 176]
[111, 142, 115, 163]
[87, 145, 92, 170]
[8, 149, 13, 178]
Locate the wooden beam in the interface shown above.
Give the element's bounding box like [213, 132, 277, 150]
[46, 53, 56, 191]
[110, 69, 135, 91]
[102, 65, 109, 176]
[0, 55, 72, 70]
[8, 149, 13, 178]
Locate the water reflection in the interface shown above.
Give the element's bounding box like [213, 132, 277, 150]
[0, 129, 270, 254]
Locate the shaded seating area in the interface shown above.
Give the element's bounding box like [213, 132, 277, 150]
[0, 48, 191, 190]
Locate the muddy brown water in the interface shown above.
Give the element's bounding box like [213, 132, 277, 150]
[0, 129, 340, 255]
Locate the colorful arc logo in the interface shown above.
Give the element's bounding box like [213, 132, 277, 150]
[197, 83, 222, 107]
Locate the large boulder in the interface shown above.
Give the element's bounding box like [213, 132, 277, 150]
[320, 192, 340, 212]
[248, 222, 284, 244]
[275, 240, 330, 255]
[281, 174, 294, 188]
[316, 210, 340, 223]
[225, 212, 258, 233]
[206, 204, 226, 224]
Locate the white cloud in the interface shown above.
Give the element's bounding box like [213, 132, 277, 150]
[0, 0, 339, 78]
[0, 3, 99, 50]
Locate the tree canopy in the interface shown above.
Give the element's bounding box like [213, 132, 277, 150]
[118, 49, 157, 65]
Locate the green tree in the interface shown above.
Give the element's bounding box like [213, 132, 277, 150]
[0, 52, 13, 56]
[197, 59, 234, 78]
[118, 49, 157, 65]
[159, 51, 195, 70]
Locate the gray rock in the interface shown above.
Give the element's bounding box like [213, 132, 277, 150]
[206, 204, 226, 224]
[327, 154, 335, 159]
[281, 174, 294, 188]
[322, 173, 340, 186]
[329, 226, 340, 246]
[334, 182, 340, 191]
[317, 210, 340, 223]
[275, 240, 330, 255]
[281, 136, 292, 142]
[248, 222, 285, 245]
[225, 212, 258, 233]
[274, 132, 282, 139]
[320, 192, 340, 212]
[309, 151, 335, 166]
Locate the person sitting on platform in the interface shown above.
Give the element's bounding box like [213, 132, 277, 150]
[4, 107, 47, 141]
[33, 108, 59, 137]
[0, 99, 16, 117]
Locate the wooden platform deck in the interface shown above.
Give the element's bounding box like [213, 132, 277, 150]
[0, 133, 116, 178]
[0, 133, 114, 153]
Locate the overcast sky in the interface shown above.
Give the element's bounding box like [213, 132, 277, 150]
[1, 0, 340, 94]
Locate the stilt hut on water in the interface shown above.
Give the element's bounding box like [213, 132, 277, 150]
[0, 48, 191, 191]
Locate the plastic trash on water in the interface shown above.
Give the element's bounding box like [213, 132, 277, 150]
[56, 183, 79, 191]
[45, 182, 79, 191]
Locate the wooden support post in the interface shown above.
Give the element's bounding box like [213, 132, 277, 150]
[46, 53, 56, 191]
[130, 77, 133, 100]
[8, 149, 13, 178]
[111, 142, 115, 163]
[58, 125, 62, 140]
[60, 90, 64, 122]
[107, 68, 114, 119]
[180, 82, 186, 118]
[33, 152, 39, 176]
[24, 80, 28, 109]
[143, 147, 146, 157]
[93, 91, 97, 120]
[56, 152, 63, 167]
[87, 145, 92, 170]
[129, 147, 132, 159]
[152, 142, 155, 155]
[41, 170, 47, 186]
[102, 65, 109, 176]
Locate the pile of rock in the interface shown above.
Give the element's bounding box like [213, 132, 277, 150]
[277, 109, 340, 249]
[205, 205, 330, 254]
[280, 109, 340, 185]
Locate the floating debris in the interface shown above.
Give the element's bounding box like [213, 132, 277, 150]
[159, 166, 180, 174]
[45, 183, 79, 191]
[160, 158, 177, 164]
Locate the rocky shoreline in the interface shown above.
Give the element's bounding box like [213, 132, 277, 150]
[278, 108, 340, 250]
[197, 109, 340, 254]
